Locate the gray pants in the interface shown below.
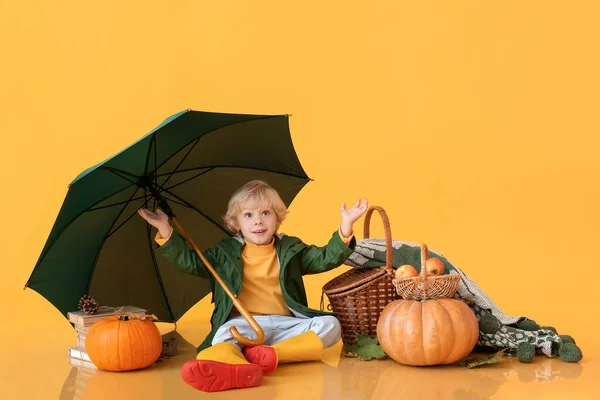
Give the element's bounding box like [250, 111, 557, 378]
[212, 311, 341, 349]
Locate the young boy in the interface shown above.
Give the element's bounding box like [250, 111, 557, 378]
[138, 180, 367, 392]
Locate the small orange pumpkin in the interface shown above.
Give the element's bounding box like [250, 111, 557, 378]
[377, 298, 479, 366]
[86, 314, 162, 371]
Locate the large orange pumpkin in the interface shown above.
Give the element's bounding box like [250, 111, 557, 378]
[86, 314, 162, 371]
[377, 298, 479, 366]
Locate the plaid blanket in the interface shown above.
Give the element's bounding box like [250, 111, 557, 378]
[345, 238, 568, 359]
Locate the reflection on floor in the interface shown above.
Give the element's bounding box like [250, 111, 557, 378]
[57, 330, 594, 400]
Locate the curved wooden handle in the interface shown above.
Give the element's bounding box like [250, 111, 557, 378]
[363, 206, 393, 270]
[172, 217, 265, 346]
[228, 299, 265, 346]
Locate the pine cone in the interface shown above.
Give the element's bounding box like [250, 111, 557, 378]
[78, 294, 98, 315]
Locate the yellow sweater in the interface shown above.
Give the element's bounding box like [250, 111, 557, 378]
[155, 228, 352, 317]
[234, 238, 291, 316]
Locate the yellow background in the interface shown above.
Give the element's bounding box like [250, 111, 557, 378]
[1, 1, 599, 398]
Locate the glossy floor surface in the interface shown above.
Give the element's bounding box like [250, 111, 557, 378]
[2, 325, 598, 400]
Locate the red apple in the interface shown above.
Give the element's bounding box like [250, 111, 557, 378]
[395, 264, 418, 279]
[425, 258, 444, 276]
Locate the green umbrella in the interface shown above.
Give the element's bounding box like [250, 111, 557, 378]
[25, 109, 310, 345]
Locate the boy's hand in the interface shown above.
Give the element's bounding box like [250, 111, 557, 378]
[340, 198, 368, 237]
[137, 208, 172, 238]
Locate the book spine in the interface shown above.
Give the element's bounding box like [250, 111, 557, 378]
[77, 335, 86, 349]
[75, 325, 89, 334]
[68, 357, 97, 370]
[72, 316, 105, 327]
[68, 347, 92, 363]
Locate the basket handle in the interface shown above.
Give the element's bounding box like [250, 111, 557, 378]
[319, 291, 332, 311]
[420, 243, 429, 278]
[363, 206, 393, 270]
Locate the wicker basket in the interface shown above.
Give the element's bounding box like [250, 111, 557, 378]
[392, 243, 460, 300]
[321, 206, 399, 346]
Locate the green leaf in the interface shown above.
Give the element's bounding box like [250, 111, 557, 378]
[459, 349, 506, 368]
[354, 334, 376, 347]
[347, 334, 387, 361]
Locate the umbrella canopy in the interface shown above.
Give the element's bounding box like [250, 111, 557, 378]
[26, 109, 311, 323]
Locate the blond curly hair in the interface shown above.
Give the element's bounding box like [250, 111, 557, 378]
[223, 180, 288, 235]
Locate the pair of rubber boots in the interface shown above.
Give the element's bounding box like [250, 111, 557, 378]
[181, 331, 324, 392]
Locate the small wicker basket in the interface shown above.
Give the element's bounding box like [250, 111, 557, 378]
[392, 243, 460, 300]
[321, 206, 399, 346]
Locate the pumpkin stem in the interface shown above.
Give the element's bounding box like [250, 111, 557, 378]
[119, 315, 129, 321]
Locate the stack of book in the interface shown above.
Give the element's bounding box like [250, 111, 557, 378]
[66, 305, 147, 369]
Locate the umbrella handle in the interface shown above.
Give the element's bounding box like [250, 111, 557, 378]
[171, 217, 265, 346]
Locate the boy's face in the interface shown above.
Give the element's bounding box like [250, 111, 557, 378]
[236, 203, 279, 246]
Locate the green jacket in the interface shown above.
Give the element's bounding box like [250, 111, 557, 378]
[157, 231, 356, 351]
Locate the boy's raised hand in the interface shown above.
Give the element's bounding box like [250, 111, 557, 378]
[137, 208, 172, 238]
[340, 198, 368, 237]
